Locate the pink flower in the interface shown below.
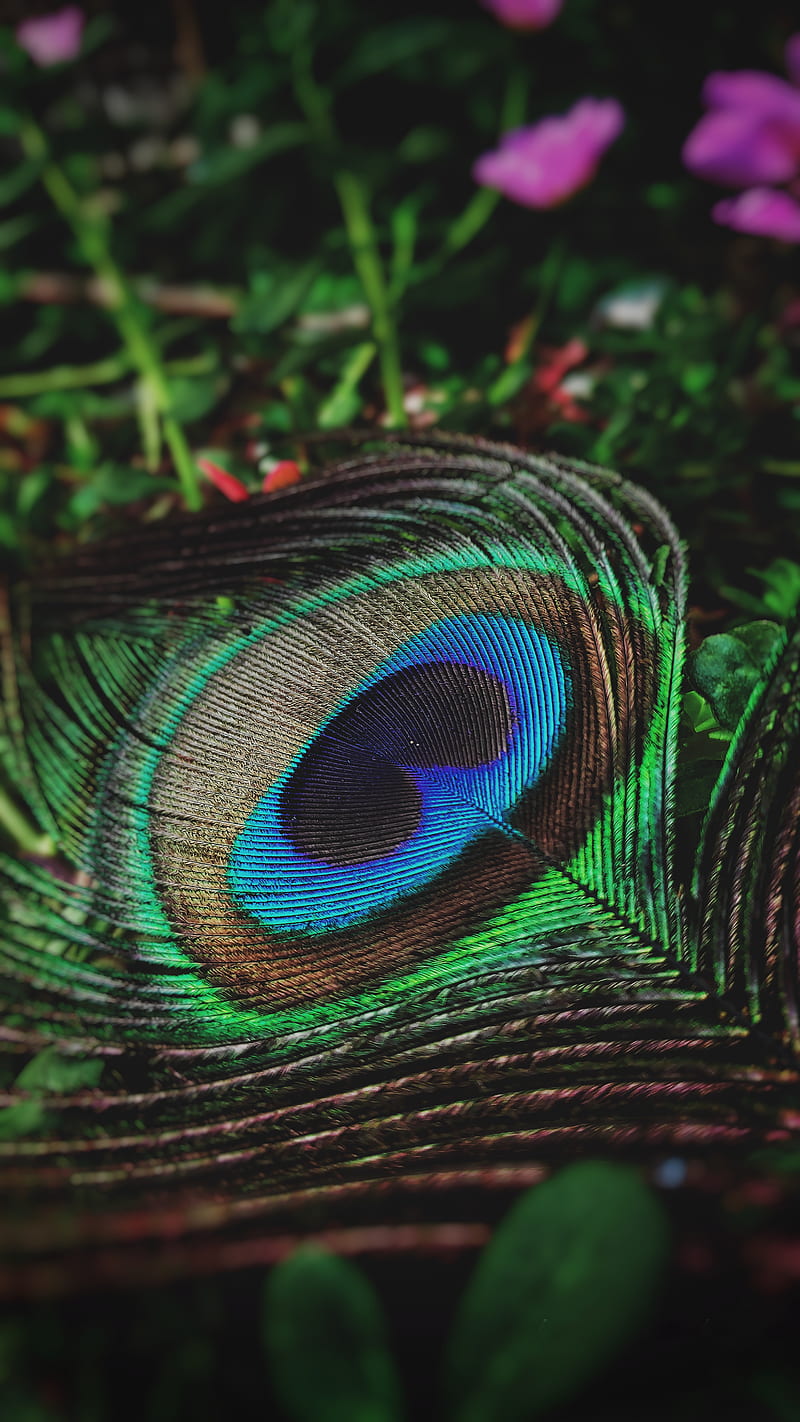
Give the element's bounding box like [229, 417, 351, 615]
[16, 6, 84, 67]
[712, 188, 800, 243]
[480, 0, 563, 31]
[683, 107, 800, 187]
[472, 98, 624, 209]
[684, 34, 800, 242]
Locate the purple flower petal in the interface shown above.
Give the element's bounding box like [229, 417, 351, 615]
[16, 6, 84, 67]
[683, 108, 800, 187]
[712, 186, 800, 242]
[480, 0, 563, 29]
[702, 70, 800, 124]
[472, 97, 624, 209]
[786, 33, 800, 88]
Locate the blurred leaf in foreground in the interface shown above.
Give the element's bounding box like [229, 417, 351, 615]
[444, 1161, 668, 1422]
[263, 1245, 404, 1422]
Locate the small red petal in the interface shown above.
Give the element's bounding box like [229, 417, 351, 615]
[549, 388, 590, 423]
[197, 456, 250, 502]
[533, 338, 589, 393]
[262, 459, 302, 493]
[550, 337, 589, 380]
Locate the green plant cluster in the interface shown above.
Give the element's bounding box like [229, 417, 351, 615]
[0, 1, 796, 594]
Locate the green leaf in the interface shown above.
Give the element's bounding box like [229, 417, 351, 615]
[675, 759, 727, 817]
[78, 12, 116, 58]
[300, 270, 366, 318]
[487, 360, 533, 407]
[680, 690, 730, 742]
[335, 18, 452, 87]
[0, 105, 22, 136]
[67, 464, 174, 520]
[0, 1047, 103, 1141]
[444, 1162, 668, 1422]
[232, 261, 321, 339]
[0, 268, 21, 304]
[396, 126, 450, 165]
[0, 212, 38, 250]
[260, 400, 294, 433]
[0, 159, 42, 207]
[263, 1246, 404, 1422]
[166, 374, 223, 423]
[733, 620, 786, 662]
[14, 1047, 103, 1094]
[722, 560, 800, 623]
[0, 511, 18, 548]
[0, 1099, 48, 1141]
[680, 362, 716, 397]
[389, 191, 425, 299]
[264, 0, 315, 56]
[317, 342, 376, 428]
[16, 467, 52, 519]
[693, 621, 783, 731]
[418, 340, 450, 373]
[554, 254, 600, 314]
[187, 123, 310, 186]
[752, 560, 800, 620]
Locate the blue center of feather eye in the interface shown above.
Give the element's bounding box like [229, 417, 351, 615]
[227, 613, 567, 934]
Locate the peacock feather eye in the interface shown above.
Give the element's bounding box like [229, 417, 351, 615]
[3, 438, 685, 1044]
[9, 443, 678, 1032]
[3, 434, 799, 1296]
[146, 581, 577, 1007]
[228, 614, 565, 922]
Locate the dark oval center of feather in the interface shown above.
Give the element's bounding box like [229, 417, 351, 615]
[279, 663, 515, 864]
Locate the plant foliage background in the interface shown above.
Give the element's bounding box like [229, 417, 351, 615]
[1, 0, 800, 1417]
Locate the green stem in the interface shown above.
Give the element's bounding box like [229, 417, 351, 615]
[163, 414, 205, 508]
[0, 349, 217, 400]
[0, 787, 53, 858]
[317, 340, 377, 428]
[136, 376, 162, 472]
[18, 119, 202, 510]
[292, 46, 407, 428]
[761, 459, 800, 478]
[486, 236, 566, 406]
[0, 354, 130, 398]
[428, 66, 530, 274]
[333, 172, 406, 427]
[442, 186, 502, 261]
[388, 196, 420, 302]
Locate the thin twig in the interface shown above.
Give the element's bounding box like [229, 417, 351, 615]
[18, 271, 239, 319]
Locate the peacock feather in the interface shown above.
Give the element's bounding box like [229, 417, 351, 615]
[0, 433, 798, 1295]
